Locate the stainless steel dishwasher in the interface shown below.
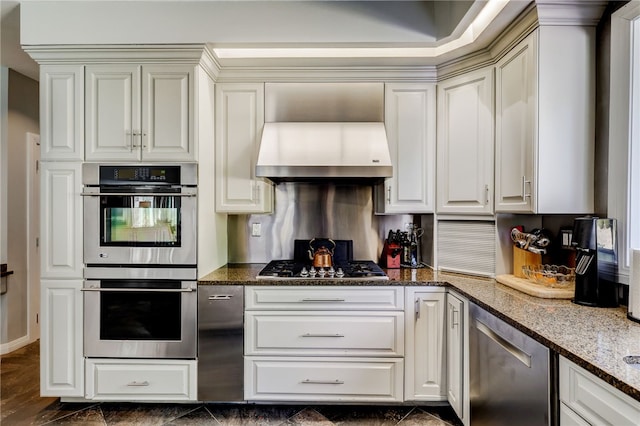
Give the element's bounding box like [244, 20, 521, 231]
[198, 285, 244, 402]
[469, 302, 556, 425]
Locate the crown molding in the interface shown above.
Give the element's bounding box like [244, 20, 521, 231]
[22, 44, 211, 64]
[214, 66, 438, 83]
[534, 0, 608, 26]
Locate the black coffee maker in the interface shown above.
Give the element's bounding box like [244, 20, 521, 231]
[572, 217, 618, 307]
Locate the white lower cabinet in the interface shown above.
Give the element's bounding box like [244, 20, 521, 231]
[245, 311, 404, 357]
[245, 357, 403, 402]
[404, 287, 446, 401]
[85, 359, 197, 401]
[40, 280, 84, 397]
[244, 286, 404, 402]
[446, 291, 468, 425]
[559, 356, 640, 425]
[560, 402, 590, 426]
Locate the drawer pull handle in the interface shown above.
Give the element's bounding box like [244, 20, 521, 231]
[127, 381, 150, 387]
[302, 379, 344, 385]
[301, 298, 346, 302]
[208, 295, 234, 300]
[302, 333, 345, 338]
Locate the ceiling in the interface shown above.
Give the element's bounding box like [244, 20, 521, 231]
[2, 1, 533, 82]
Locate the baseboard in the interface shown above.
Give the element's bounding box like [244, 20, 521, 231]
[0, 334, 31, 355]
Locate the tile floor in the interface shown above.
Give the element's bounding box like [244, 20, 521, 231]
[1, 341, 462, 425]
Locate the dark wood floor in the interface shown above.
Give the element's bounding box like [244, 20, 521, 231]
[1, 341, 461, 425]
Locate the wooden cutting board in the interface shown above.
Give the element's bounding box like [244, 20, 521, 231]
[496, 274, 575, 299]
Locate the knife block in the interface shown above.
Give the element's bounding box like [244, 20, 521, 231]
[513, 246, 541, 278]
[380, 242, 401, 269]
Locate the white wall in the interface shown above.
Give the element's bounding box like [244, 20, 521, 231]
[0, 69, 39, 352]
[19, 1, 442, 46]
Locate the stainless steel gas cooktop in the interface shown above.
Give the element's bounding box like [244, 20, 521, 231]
[256, 239, 388, 281]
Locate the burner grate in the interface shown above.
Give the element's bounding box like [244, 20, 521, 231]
[257, 259, 388, 280]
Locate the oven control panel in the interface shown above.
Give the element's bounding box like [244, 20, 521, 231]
[99, 165, 181, 185]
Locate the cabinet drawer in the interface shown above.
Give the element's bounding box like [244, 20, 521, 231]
[559, 357, 640, 425]
[85, 359, 197, 401]
[245, 286, 404, 310]
[245, 311, 404, 356]
[560, 402, 590, 426]
[245, 357, 403, 402]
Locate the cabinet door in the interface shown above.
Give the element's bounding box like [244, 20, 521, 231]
[404, 288, 446, 401]
[40, 65, 84, 161]
[446, 292, 465, 422]
[215, 83, 273, 213]
[495, 33, 536, 213]
[141, 65, 194, 161]
[437, 68, 494, 215]
[85, 65, 141, 161]
[378, 83, 436, 214]
[40, 162, 83, 279]
[40, 279, 83, 397]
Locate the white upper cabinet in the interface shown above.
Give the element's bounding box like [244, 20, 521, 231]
[85, 64, 194, 162]
[40, 65, 85, 161]
[215, 83, 273, 213]
[437, 68, 494, 215]
[376, 83, 436, 214]
[495, 27, 595, 214]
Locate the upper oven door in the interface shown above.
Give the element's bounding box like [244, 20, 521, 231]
[83, 186, 197, 266]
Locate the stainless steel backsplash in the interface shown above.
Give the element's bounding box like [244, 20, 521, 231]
[227, 183, 413, 263]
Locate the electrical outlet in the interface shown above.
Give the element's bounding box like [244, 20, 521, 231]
[251, 223, 261, 237]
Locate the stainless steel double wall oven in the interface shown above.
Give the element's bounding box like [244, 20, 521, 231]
[82, 163, 198, 359]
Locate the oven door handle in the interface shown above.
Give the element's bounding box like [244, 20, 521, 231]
[81, 287, 196, 293]
[81, 192, 196, 197]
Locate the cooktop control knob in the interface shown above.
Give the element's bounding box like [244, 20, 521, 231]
[309, 266, 317, 277]
[335, 267, 345, 278]
[318, 267, 326, 277]
[328, 266, 335, 277]
[300, 267, 309, 277]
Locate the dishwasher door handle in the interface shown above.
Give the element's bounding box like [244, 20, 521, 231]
[475, 319, 532, 368]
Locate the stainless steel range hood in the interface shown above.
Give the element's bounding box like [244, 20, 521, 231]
[256, 82, 392, 183]
[256, 121, 392, 183]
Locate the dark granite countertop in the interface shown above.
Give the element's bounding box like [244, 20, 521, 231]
[199, 263, 640, 403]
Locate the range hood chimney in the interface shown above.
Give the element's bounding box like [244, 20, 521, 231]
[256, 83, 392, 183]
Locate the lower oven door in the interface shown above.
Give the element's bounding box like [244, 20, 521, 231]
[83, 278, 197, 359]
